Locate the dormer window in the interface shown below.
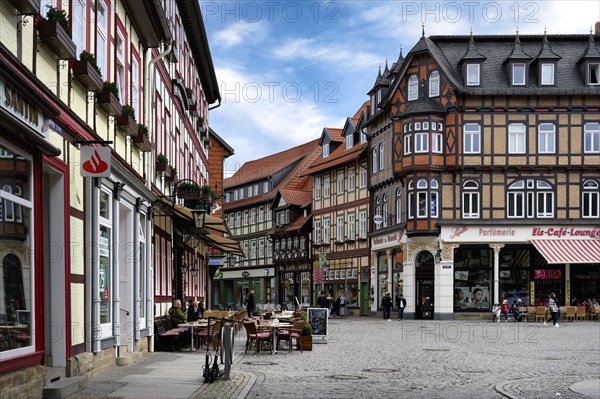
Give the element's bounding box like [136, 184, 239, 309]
[588, 63, 600, 85]
[377, 89, 382, 104]
[408, 75, 418, 101]
[345, 133, 353, 149]
[512, 63, 526, 85]
[466, 64, 480, 86]
[322, 143, 330, 157]
[540, 63, 555, 85]
[429, 71, 440, 97]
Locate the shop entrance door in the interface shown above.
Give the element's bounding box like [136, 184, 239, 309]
[416, 279, 434, 319]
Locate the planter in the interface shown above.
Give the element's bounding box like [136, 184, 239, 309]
[116, 115, 137, 137]
[178, 190, 201, 200]
[298, 336, 312, 351]
[72, 60, 103, 92]
[133, 132, 152, 152]
[156, 162, 168, 172]
[37, 19, 76, 60]
[164, 173, 175, 182]
[8, 0, 40, 15]
[96, 90, 122, 116]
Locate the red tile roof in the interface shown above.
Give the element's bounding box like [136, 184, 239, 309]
[304, 142, 367, 175]
[224, 139, 319, 189]
[279, 188, 312, 207]
[325, 128, 344, 143]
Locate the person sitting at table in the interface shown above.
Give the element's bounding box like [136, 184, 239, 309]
[168, 299, 187, 327]
[198, 301, 205, 319]
[187, 301, 199, 322]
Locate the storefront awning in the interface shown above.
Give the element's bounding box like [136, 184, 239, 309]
[203, 233, 245, 257]
[531, 239, 600, 264]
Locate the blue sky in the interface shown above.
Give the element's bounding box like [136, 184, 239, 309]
[202, 1, 600, 175]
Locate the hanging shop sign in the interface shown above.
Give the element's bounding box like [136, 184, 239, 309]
[80, 146, 111, 177]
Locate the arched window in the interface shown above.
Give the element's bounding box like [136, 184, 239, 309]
[582, 180, 600, 218]
[407, 181, 414, 219]
[430, 179, 439, 218]
[462, 180, 480, 218]
[408, 75, 418, 101]
[375, 196, 381, 229]
[408, 179, 439, 218]
[429, 71, 440, 97]
[507, 179, 554, 218]
[395, 187, 402, 224]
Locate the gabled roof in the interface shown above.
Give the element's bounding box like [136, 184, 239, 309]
[318, 127, 343, 146]
[278, 188, 313, 208]
[224, 139, 319, 189]
[208, 127, 234, 156]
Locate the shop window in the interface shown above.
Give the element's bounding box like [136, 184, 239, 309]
[453, 247, 492, 310]
[498, 247, 530, 306]
[99, 188, 112, 335]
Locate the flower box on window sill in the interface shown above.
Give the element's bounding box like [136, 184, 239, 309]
[116, 115, 137, 137]
[356, 237, 367, 242]
[164, 173, 175, 182]
[37, 19, 76, 60]
[96, 90, 122, 116]
[133, 132, 152, 152]
[8, 0, 40, 15]
[345, 238, 356, 243]
[156, 162, 168, 172]
[71, 60, 103, 92]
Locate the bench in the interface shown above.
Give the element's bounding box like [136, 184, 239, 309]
[154, 317, 190, 352]
[492, 312, 529, 322]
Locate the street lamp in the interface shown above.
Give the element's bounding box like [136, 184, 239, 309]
[181, 263, 190, 274]
[192, 207, 207, 229]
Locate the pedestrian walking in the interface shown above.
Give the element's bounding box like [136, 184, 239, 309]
[339, 292, 347, 319]
[246, 290, 256, 318]
[396, 293, 407, 320]
[545, 292, 560, 327]
[381, 292, 393, 321]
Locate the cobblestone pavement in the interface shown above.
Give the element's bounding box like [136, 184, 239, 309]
[200, 318, 600, 399]
[68, 318, 600, 399]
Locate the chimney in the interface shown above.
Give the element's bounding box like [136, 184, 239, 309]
[596, 21, 600, 35]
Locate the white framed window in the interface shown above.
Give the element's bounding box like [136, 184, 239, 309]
[347, 214, 356, 240]
[323, 174, 330, 197]
[429, 71, 440, 97]
[404, 135, 412, 155]
[584, 123, 600, 153]
[466, 64, 480, 86]
[359, 211, 367, 239]
[314, 176, 322, 199]
[248, 185, 253, 197]
[345, 133, 353, 149]
[72, 0, 86, 56]
[264, 181, 269, 192]
[463, 123, 481, 153]
[508, 123, 526, 154]
[438, 123, 443, 131]
[323, 219, 331, 243]
[96, 0, 108, 78]
[360, 128, 367, 144]
[382, 194, 388, 227]
[588, 63, 600, 85]
[322, 143, 330, 158]
[336, 215, 344, 241]
[336, 171, 344, 194]
[379, 143, 384, 170]
[415, 122, 422, 131]
[359, 163, 367, 188]
[541, 63, 554, 85]
[116, 30, 126, 103]
[415, 132, 429, 153]
[432, 122, 437, 131]
[314, 220, 322, 244]
[236, 211, 241, 227]
[259, 240, 265, 257]
[408, 75, 418, 101]
[395, 187, 402, 223]
[507, 179, 554, 218]
[462, 181, 480, 218]
[258, 206, 264, 222]
[582, 180, 600, 218]
[347, 167, 355, 191]
[538, 123, 556, 153]
[233, 190, 238, 201]
[250, 241, 257, 258]
[250, 209, 256, 224]
[512, 63, 526, 85]
[243, 210, 249, 225]
[432, 133, 443, 153]
[416, 179, 428, 218]
[430, 179, 439, 218]
[423, 122, 429, 130]
[372, 147, 378, 174]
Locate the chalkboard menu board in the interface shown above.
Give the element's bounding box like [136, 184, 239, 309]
[307, 308, 328, 338]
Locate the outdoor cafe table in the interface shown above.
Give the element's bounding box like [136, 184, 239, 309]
[178, 319, 215, 351]
[258, 320, 293, 354]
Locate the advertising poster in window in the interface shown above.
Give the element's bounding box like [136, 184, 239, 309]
[454, 286, 490, 309]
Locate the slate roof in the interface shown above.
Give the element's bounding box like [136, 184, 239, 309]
[382, 33, 600, 102]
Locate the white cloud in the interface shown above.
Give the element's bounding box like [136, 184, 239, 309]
[212, 22, 268, 48]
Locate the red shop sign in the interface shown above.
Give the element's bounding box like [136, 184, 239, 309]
[533, 269, 562, 280]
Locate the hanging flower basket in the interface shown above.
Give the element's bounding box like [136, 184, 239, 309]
[72, 59, 103, 92]
[37, 18, 76, 60]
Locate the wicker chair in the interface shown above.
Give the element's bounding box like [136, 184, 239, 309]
[576, 306, 587, 321]
[535, 306, 547, 322]
[564, 306, 576, 322]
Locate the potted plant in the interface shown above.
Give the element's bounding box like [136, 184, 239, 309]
[116, 104, 137, 136]
[96, 81, 122, 116]
[72, 50, 103, 92]
[201, 184, 219, 203]
[177, 182, 201, 200]
[133, 123, 152, 152]
[156, 154, 168, 172]
[164, 166, 176, 182]
[37, 5, 76, 60]
[298, 312, 313, 351]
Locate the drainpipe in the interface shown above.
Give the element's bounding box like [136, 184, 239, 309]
[144, 42, 171, 352]
[147, 206, 154, 352]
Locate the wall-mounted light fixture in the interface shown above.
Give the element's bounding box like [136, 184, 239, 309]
[435, 249, 442, 263]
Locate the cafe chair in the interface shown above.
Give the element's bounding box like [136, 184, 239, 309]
[535, 306, 547, 322]
[242, 320, 273, 354]
[195, 320, 221, 351]
[590, 306, 600, 321]
[564, 306, 576, 322]
[277, 320, 304, 353]
[576, 306, 587, 321]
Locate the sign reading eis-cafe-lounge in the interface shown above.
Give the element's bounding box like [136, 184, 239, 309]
[442, 225, 600, 242]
